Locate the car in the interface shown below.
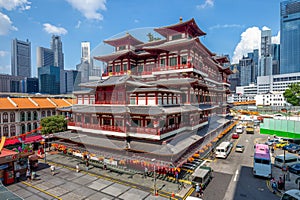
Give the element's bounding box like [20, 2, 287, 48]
[232, 133, 239, 139]
[288, 145, 300, 153]
[235, 145, 245, 153]
[265, 139, 279, 146]
[283, 143, 298, 151]
[276, 141, 289, 148]
[288, 163, 300, 174]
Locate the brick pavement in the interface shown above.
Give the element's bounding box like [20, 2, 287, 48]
[6, 152, 192, 199]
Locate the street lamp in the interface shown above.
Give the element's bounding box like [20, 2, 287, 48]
[151, 158, 157, 196]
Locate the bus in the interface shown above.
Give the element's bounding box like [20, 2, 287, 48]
[253, 144, 272, 178]
[215, 141, 233, 158]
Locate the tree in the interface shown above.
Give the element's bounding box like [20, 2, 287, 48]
[147, 33, 161, 42]
[283, 83, 300, 106]
[40, 115, 67, 134]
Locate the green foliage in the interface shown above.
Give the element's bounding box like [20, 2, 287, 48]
[147, 33, 161, 42]
[40, 115, 67, 134]
[283, 83, 300, 106]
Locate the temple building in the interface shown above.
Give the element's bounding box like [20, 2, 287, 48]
[58, 18, 233, 170]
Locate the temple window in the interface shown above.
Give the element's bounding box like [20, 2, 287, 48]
[181, 55, 187, 65]
[115, 65, 121, 72]
[160, 59, 166, 67]
[84, 116, 90, 124]
[130, 97, 135, 105]
[138, 65, 143, 72]
[92, 117, 98, 124]
[119, 45, 126, 51]
[168, 118, 175, 126]
[103, 118, 112, 126]
[172, 34, 182, 40]
[123, 63, 127, 71]
[169, 57, 177, 66]
[108, 65, 113, 72]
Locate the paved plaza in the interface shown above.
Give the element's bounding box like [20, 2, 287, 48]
[5, 153, 190, 200]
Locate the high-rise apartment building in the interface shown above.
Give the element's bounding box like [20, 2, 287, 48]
[11, 39, 31, 77]
[259, 30, 273, 76]
[280, 0, 300, 74]
[51, 35, 64, 69]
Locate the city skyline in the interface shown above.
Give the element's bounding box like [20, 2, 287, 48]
[0, 0, 282, 77]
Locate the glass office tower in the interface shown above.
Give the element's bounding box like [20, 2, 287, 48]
[280, 0, 300, 74]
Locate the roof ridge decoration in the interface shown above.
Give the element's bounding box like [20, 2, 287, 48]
[47, 97, 58, 107]
[28, 97, 39, 107]
[62, 98, 73, 106]
[7, 97, 18, 108]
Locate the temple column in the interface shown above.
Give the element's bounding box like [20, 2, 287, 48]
[145, 93, 148, 105]
[136, 93, 138, 105]
[155, 93, 158, 105]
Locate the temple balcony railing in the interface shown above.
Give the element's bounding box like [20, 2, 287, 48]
[68, 118, 208, 136]
[101, 63, 209, 77]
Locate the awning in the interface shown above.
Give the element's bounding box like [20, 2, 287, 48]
[24, 135, 43, 144]
[4, 139, 20, 146]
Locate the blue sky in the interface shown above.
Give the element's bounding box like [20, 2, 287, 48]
[0, 0, 282, 77]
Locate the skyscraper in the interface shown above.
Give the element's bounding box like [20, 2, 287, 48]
[280, 0, 300, 74]
[51, 35, 64, 69]
[259, 30, 273, 76]
[11, 38, 31, 77]
[36, 47, 54, 68]
[81, 41, 91, 63]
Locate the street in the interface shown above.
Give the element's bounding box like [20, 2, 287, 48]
[204, 127, 281, 200]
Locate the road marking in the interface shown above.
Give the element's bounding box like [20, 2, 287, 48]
[22, 181, 62, 200]
[233, 169, 239, 182]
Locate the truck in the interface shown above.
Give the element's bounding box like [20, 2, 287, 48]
[245, 122, 254, 134]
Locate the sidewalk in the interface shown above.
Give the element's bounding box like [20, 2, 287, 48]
[44, 152, 191, 199]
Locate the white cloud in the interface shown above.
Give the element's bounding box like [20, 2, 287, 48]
[0, 65, 10, 75]
[272, 31, 280, 44]
[209, 24, 244, 30]
[75, 20, 81, 29]
[134, 19, 139, 23]
[0, 0, 31, 11]
[197, 0, 214, 9]
[232, 27, 261, 64]
[43, 23, 68, 35]
[0, 50, 8, 57]
[0, 12, 18, 35]
[262, 26, 271, 31]
[65, 0, 107, 20]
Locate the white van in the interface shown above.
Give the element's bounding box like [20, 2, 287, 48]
[281, 189, 300, 200]
[215, 141, 233, 158]
[186, 196, 203, 200]
[274, 154, 300, 168]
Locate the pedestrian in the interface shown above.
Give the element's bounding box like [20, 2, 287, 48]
[195, 183, 201, 197]
[31, 171, 36, 180]
[76, 164, 80, 173]
[175, 171, 179, 182]
[278, 177, 283, 190]
[86, 160, 89, 171]
[26, 169, 31, 181]
[271, 177, 277, 194]
[144, 167, 148, 179]
[15, 171, 20, 182]
[50, 165, 55, 176]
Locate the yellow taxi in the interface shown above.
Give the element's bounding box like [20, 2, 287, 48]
[275, 141, 289, 148]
